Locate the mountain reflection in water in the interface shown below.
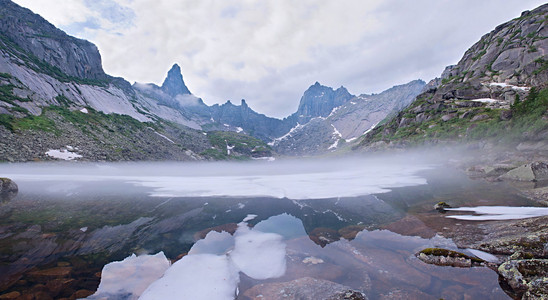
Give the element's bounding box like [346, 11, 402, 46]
[0, 158, 530, 299]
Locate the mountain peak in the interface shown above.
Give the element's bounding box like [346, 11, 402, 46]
[161, 64, 191, 97]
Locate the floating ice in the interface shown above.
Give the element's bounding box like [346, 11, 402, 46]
[139, 215, 287, 300]
[446, 206, 548, 220]
[87, 252, 170, 300]
[230, 225, 286, 279]
[466, 248, 499, 263]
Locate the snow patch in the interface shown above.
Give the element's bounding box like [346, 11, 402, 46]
[362, 122, 379, 136]
[236, 127, 244, 133]
[252, 157, 276, 161]
[446, 206, 548, 220]
[488, 82, 530, 91]
[328, 139, 340, 150]
[149, 129, 175, 144]
[471, 98, 502, 104]
[45, 149, 82, 161]
[269, 123, 304, 146]
[79, 108, 88, 114]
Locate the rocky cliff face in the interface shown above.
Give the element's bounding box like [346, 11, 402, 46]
[293, 82, 354, 123]
[355, 3, 548, 151]
[432, 4, 548, 104]
[0, 0, 106, 81]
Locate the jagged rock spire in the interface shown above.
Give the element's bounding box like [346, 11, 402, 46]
[161, 64, 191, 97]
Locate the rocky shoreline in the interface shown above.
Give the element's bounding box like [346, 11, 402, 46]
[418, 147, 548, 299]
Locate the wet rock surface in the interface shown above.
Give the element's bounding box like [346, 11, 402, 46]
[498, 259, 548, 299]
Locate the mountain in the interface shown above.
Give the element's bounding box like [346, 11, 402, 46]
[0, 0, 106, 81]
[0, 0, 273, 162]
[271, 80, 425, 155]
[355, 3, 548, 151]
[161, 64, 191, 97]
[0, 0, 427, 161]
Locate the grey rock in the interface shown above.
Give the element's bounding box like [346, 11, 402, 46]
[441, 113, 457, 122]
[470, 114, 490, 122]
[498, 259, 548, 298]
[500, 162, 548, 182]
[0, 177, 18, 201]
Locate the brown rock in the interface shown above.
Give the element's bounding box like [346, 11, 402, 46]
[193, 223, 238, 240]
[28, 267, 72, 280]
[309, 228, 341, 247]
[338, 225, 366, 240]
[0, 291, 21, 299]
[70, 289, 93, 300]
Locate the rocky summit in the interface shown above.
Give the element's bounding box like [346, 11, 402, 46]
[161, 64, 191, 97]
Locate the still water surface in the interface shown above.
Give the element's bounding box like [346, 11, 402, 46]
[0, 157, 537, 299]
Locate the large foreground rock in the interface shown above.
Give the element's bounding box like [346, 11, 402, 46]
[0, 177, 18, 201]
[498, 259, 548, 299]
[500, 162, 548, 182]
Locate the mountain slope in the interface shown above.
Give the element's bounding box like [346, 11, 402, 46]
[355, 3, 548, 151]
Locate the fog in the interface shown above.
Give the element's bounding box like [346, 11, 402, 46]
[0, 152, 444, 200]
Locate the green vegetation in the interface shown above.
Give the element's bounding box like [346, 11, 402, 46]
[0, 105, 155, 135]
[532, 58, 548, 75]
[0, 84, 28, 105]
[55, 94, 71, 107]
[359, 85, 548, 149]
[200, 131, 272, 160]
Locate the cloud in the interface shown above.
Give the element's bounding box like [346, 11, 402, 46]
[11, 0, 548, 118]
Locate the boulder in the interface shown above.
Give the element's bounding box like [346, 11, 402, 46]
[470, 114, 490, 122]
[0, 177, 18, 201]
[441, 113, 457, 122]
[500, 162, 548, 181]
[500, 109, 513, 120]
[498, 259, 548, 298]
[416, 248, 486, 268]
[434, 202, 451, 212]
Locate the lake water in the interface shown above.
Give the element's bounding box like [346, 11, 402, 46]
[0, 156, 539, 299]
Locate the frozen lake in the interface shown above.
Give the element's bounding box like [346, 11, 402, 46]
[0, 156, 538, 299]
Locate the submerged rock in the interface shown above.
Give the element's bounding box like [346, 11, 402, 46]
[0, 178, 18, 202]
[243, 277, 368, 300]
[434, 201, 451, 212]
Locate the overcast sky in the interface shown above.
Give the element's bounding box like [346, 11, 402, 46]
[12, 0, 547, 118]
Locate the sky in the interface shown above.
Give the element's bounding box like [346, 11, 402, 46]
[12, 0, 547, 118]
